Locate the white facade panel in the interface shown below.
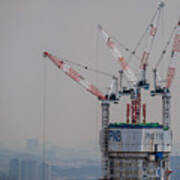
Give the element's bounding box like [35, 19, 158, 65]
[107, 128, 172, 152]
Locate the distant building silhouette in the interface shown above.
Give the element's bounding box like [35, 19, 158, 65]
[26, 139, 39, 153]
[47, 148, 56, 161]
[38, 162, 51, 180]
[0, 174, 9, 180]
[9, 159, 20, 180]
[9, 158, 51, 180]
[21, 160, 37, 180]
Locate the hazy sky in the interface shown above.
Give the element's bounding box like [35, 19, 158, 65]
[0, 0, 180, 152]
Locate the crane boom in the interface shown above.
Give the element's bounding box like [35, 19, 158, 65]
[139, 1, 164, 84]
[97, 25, 137, 87]
[165, 20, 180, 89]
[43, 52, 106, 100]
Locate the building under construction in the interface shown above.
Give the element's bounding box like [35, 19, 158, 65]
[43, 1, 180, 179]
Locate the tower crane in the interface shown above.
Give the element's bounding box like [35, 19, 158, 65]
[98, 1, 164, 124]
[97, 25, 140, 124]
[97, 25, 137, 91]
[138, 1, 165, 88]
[43, 51, 121, 101]
[43, 51, 119, 179]
[43, 1, 178, 179]
[151, 19, 180, 129]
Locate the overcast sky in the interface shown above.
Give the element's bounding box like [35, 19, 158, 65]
[0, 0, 180, 152]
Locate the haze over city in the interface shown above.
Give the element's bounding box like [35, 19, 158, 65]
[0, 0, 180, 180]
[0, 0, 180, 179]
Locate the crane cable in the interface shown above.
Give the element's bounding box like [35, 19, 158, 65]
[95, 28, 100, 180]
[154, 24, 177, 70]
[143, 6, 162, 71]
[127, 3, 163, 64]
[56, 56, 114, 78]
[112, 37, 141, 60]
[99, 2, 164, 72]
[42, 56, 47, 180]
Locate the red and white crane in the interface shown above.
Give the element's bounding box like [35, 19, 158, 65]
[43, 51, 115, 179]
[166, 21, 180, 89]
[139, 1, 164, 87]
[42, 2, 179, 179]
[97, 24, 137, 89]
[43, 51, 106, 100]
[98, 25, 141, 123]
[151, 19, 180, 128]
[97, 1, 165, 124]
[134, 1, 164, 123]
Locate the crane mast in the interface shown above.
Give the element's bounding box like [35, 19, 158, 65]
[100, 101, 110, 179]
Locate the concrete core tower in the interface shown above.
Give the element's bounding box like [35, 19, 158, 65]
[99, 101, 172, 180]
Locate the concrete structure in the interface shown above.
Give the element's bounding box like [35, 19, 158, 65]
[100, 123, 172, 179]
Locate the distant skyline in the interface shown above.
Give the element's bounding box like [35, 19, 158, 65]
[0, 148, 179, 179]
[0, 0, 180, 153]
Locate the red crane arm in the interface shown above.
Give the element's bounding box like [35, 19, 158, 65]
[97, 25, 137, 87]
[43, 52, 106, 100]
[165, 20, 180, 89]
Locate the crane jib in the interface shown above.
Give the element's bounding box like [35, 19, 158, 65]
[44, 51, 106, 100]
[173, 34, 180, 52]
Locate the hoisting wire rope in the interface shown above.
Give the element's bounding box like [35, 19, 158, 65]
[112, 36, 141, 60]
[127, 3, 163, 64]
[56, 56, 114, 78]
[144, 6, 162, 71]
[154, 24, 177, 70]
[95, 28, 100, 180]
[42, 55, 47, 180]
